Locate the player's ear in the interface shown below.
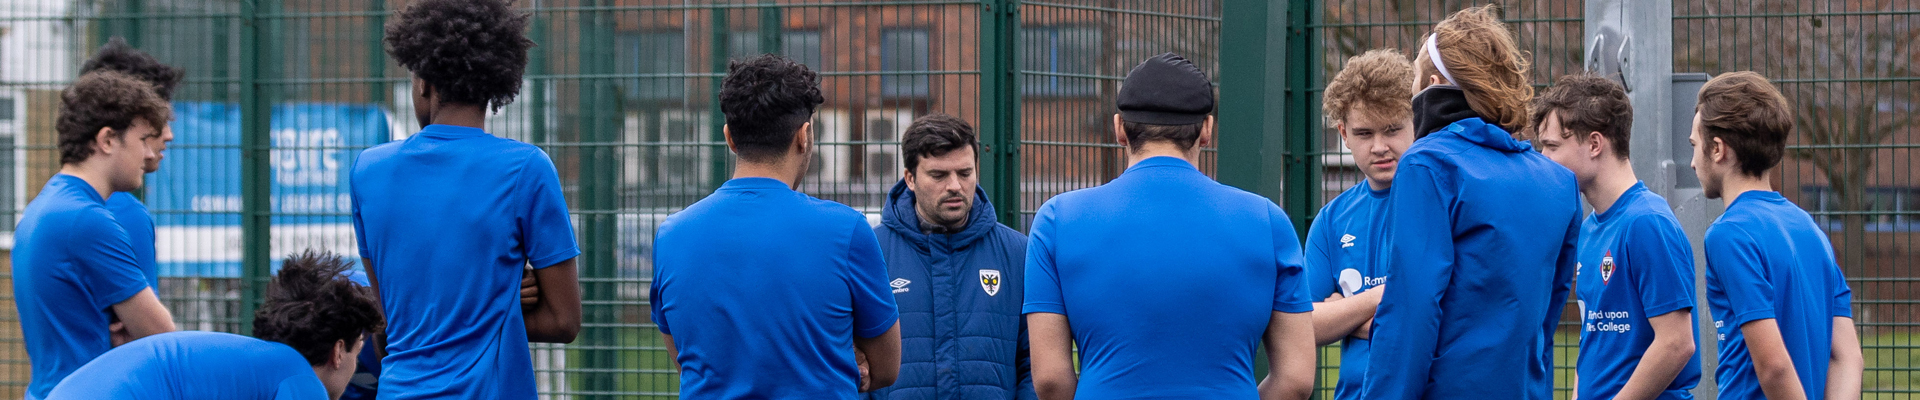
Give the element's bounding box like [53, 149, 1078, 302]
[331, 339, 350, 369]
[1111, 114, 1129, 149]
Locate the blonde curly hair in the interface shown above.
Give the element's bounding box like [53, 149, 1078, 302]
[1323, 49, 1415, 125]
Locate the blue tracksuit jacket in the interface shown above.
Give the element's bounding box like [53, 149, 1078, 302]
[868, 181, 1035, 400]
[1362, 117, 1582, 400]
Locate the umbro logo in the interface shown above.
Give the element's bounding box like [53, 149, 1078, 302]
[890, 278, 911, 294]
[1341, 234, 1357, 248]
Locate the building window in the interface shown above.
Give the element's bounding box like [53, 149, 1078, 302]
[727, 31, 823, 70]
[1803, 186, 1920, 232]
[617, 31, 687, 102]
[1021, 26, 1099, 97]
[880, 29, 930, 98]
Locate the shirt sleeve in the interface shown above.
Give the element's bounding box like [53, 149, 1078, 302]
[1704, 226, 1776, 328]
[350, 163, 373, 261]
[847, 217, 898, 339]
[1022, 202, 1065, 315]
[1826, 245, 1854, 318]
[1302, 206, 1339, 300]
[649, 234, 671, 335]
[518, 150, 582, 269]
[1270, 204, 1312, 313]
[78, 210, 150, 308]
[1362, 162, 1453, 400]
[1625, 215, 1698, 318]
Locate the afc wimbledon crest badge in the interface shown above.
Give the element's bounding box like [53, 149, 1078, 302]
[980, 269, 1002, 296]
[1601, 251, 1616, 285]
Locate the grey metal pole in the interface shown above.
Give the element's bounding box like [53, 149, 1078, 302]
[1586, 1, 1722, 398]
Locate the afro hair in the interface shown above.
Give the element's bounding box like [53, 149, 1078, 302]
[253, 250, 385, 366]
[384, 0, 533, 112]
[79, 37, 185, 101]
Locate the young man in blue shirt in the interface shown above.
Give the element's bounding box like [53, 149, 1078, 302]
[79, 37, 185, 292]
[356, 0, 583, 398]
[1303, 49, 1413, 400]
[1362, 7, 1582, 399]
[651, 54, 903, 399]
[1687, 71, 1862, 400]
[45, 250, 385, 400]
[869, 114, 1034, 400]
[1535, 74, 1702, 400]
[1024, 52, 1317, 400]
[12, 71, 178, 400]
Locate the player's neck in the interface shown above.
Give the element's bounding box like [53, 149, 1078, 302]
[57, 161, 117, 199]
[731, 159, 800, 189]
[1124, 142, 1197, 169]
[1720, 171, 1774, 202]
[1582, 158, 1639, 215]
[426, 103, 488, 130]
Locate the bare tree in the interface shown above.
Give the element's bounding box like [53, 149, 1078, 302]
[1677, 1, 1918, 326]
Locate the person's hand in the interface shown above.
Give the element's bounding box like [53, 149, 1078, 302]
[856, 345, 872, 391]
[521, 265, 541, 310]
[109, 321, 131, 347]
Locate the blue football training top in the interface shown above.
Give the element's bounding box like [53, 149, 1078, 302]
[651, 177, 900, 399]
[1304, 182, 1390, 400]
[1362, 118, 1581, 400]
[106, 192, 159, 289]
[1575, 182, 1702, 400]
[1705, 190, 1853, 400]
[44, 331, 327, 400]
[351, 124, 581, 399]
[1023, 156, 1313, 399]
[11, 174, 151, 400]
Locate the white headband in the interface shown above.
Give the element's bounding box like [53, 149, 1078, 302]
[1424, 34, 1458, 85]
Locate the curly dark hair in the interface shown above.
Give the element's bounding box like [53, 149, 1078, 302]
[57, 71, 170, 165]
[1531, 74, 1633, 158]
[1695, 71, 1792, 177]
[719, 54, 825, 163]
[383, 0, 533, 112]
[254, 250, 385, 366]
[901, 113, 978, 173]
[79, 37, 185, 101]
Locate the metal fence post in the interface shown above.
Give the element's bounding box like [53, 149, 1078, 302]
[237, 0, 280, 336]
[709, 5, 732, 191]
[1279, 0, 1321, 239]
[1217, 0, 1290, 209]
[979, 0, 1020, 226]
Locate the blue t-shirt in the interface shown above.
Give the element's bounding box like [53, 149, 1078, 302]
[43, 331, 327, 400]
[651, 177, 899, 399]
[1303, 182, 1389, 400]
[1023, 156, 1312, 399]
[1362, 118, 1581, 400]
[1574, 182, 1702, 400]
[106, 192, 159, 289]
[12, 174, 151, 400]
[340, 270, 379, 400]
[351, 124, 581, 399]
[1704, 191, 1853, 400]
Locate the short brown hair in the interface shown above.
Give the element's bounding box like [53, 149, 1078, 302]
[1531, 74, 1633, 158]
[56, 71, 171, 165]
[1695, 71, 1791, 177]
[901, 113, 978, 173]
[1323, 49, 1414, 124]
[1417, 5, 1534, 134]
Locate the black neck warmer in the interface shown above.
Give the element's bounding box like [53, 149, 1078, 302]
[1411, 85, 1480, 139]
